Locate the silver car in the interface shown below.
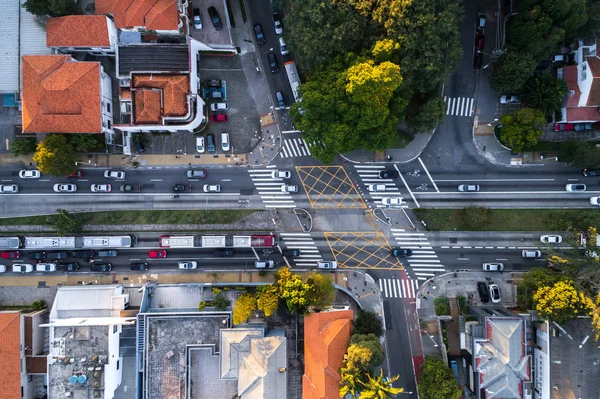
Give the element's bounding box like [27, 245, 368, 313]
[0, 184, 19, 193]
[565, 184, 586, 192]
[458, 184, 480, 192]
[318, 261, 338, 269]
[178, 261, 197, 269]
[19, 170, 40, 179]
[53, 183, 77, 193]
[482, 263, 504, 271]
[271, 170, 291, 179]
[103, 170, 126, 180]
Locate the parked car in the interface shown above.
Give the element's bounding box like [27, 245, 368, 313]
[53, 183, 76, 193]
[196, 136, 205, 153]
[584, 122, 595, 131]
[0, 251, 19, 259]
[458, 184, 480, 192]
[591, 197, 600, 206]
[205, 91, 223, 100]
[367, 184, 386, 192]
[207, 134, 216, 152]
[279, 37, 288, 55]
[317, 261, 338, 269]
[378, 170, 399, 179]
[391, 248, 412, 257]
[45, 251, 68, 260]
[130, 262, 149, 271]
[148, 250, 167, 258]
[477, 281, 490, 302]
[271, 170, 291, 179]
[477, 13, 485, 29]
[473, 51, 483, 69]
[179, 261, 197, 269]
[254, 24, 266, 44]
[187, 169, 207, 179]
[540, 235, 562, 244]
[67, 170, 83, 178]
[574, 123, 586, 132]
[268, 53, 279, 73]
[203, 184, 221, 193]
[31, 252, 47, 260]
[172, 184, 192, 193]
[221, 133, 230, 151]
[12, 264, 33, 273]
[91, 184, 111, 193]
[381, 197, 403, 207]
[0, 184, 19, 193]
[214, 248, 234, 257]
[0, 265, 6, 273]
[499, 95, 520, 104]
[59, 262, 80, 272]
[19, 170, 40, 179]
[522, 250, 541, 258]
[565, 184, 586, 192]
[207, 6, 222, 30]
[97, 250, 117, 257]
[583, 169, 600, 176]
[489, 284, 501, 303]
[36, 263, 56, 272]
[90, 263, 112, 272]
[474, 31, 485, 51]
[193, 8, 202, 30]
[482, 263, 504, 271]
[210, 103, 229, 112]
[275, 91, 285, 108]
[272, 12, 283, 34]
[71, 250, 95, 259]
[255, 260, 275, 269]
[553, 123, 575, 132]
[103, 170, 125, 180]
[120, 184, 141, 192]
[210, 114, 228, 123]
[204, 79, 222, 89]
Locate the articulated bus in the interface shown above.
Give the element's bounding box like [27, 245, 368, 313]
[19, 235, 137, 250]
[159, 234, 278, 248]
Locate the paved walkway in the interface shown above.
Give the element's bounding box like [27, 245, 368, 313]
[341, 133, 433, 164]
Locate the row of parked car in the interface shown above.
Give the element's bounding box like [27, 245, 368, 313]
[196, 133, 230, 153]
[553, 122, 599, 132]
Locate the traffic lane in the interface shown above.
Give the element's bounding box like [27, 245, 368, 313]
[420, 164, 586, 181]
[430, 179, 598, 193]
[426, 231, 571, 248]
[434, 248, 547, 271]
[413, 192, 598, 208]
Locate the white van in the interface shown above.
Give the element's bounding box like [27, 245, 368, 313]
[221, 133, 230, 151]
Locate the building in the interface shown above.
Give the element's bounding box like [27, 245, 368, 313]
[302, 309, 354, 399]
[0, 310, 49, 399]
[46, 15, 118, 55]
[21, 54, 113, 134]
[95, 0, 181, 33]
[41, 286, 135, 399]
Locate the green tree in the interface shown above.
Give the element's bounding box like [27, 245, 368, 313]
[350, 333, 385, 368]
[507, 10, 565, 60]
[521, 73, 568, 118]
[233, 293, 257, 325]
[359, 369, 404, 399]
[517, 267, 565, 310]
[52, 208, 86, 236]
[417, 357, 462, 399]
[459, 206, 492, 230]
[306, 272, 335, 309]
[212, 288, 229, 311]
[11, 138, 37, 156]
[256, 285, 279, 316]
[354, 310, 383, 337]
[498, 108, 545, 152]
[489, 51, 537, 93]
[69, 134, 98, 152]
[557, 142, 600, 168]
[33, 134, 78, 176]
[539, 0, 588, 39]
[23, 0, 81, 17]
[408, 95, 446, 132]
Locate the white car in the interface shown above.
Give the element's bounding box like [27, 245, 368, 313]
[499, 95, 521, 104]
[178, 261, 197, 269]
[489, 284, 501, 303]
[0, 265, 6, 273]
[482, 263, 504, 271]
[540, 235, 562, 244]
[458, 184, 480, 192]
[381, 197, 403, 207]
[53, 184, 77, 193]
[36, 263, 57, 272]
[271, 170, 291, 179]
[367, 184, 386, 192]
[591, 197, 600, 205]
[279, 37, 289, 55]
[91, 184, 111, 192]
[210, 103, 229, 111]
[12, 264, 33, 273]
[196, 136, 205, 153]
[221, 133, 230, 151]
[103, 170, 126, 180]
[203, 184, 221, 193]
[19, 170, 40, 179]
[318, 261, 338, 269]
[0, 184, 19, 193]
[565, 184, 586, 192]
[281, 184, 298, 193]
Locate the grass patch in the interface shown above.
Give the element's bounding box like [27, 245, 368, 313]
[414, 208, 600, 231]
[0, 210, 260, 227]
[434, 297, 450, 316]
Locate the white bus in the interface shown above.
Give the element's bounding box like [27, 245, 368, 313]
[159, 236, 195, 248]
[284, 61, 301, 103]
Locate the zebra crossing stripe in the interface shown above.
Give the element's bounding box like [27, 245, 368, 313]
[444, 97, 474, 116]
[378, 278, 419, 298]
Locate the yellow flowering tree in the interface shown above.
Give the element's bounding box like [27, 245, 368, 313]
[274, 267, 313, 314]
[533, 280, 593, 324]
[232, 293, 257, 325]
[256, 285, 279, 317]
[591, 294, 600, 341]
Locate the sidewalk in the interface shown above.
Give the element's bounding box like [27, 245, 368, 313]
[341, 133, 433, 164]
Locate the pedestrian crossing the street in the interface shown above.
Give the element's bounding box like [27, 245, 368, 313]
[379, 278, 419, 299]
[444, 96, 474, 117]
[279, 232, 322, 267]
[354, 165, 407, 208]
[391, 228, 444, 279]
[248, 168, 296, 208]
[280, 138, 312, 158]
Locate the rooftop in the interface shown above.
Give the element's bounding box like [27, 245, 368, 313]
[0, 312, 22, 399]
[46, 15, 111, 48]
[131, 73, 190, 124]
[95, 0, 179, 31]
[21, 55, 102, 134]
[117, 44, 189, 75]
[50, 285, 129, 319]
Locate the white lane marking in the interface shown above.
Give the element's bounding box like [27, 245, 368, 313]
[418, 157, 439, 192]
[221, 179, 231, 182]
[251, 248, 259, 260]
[356, 165, 385, 169]
[457, 258, 469, 260]
[396, 164, 419, 208]
[435, 178, 555, 182]
[150, 179, 163, 181]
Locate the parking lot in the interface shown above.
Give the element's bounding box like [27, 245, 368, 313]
[188, 0, 233, 47]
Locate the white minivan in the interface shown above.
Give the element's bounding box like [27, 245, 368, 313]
[196, 136, 205, 153]
[221, 133, 230, 151]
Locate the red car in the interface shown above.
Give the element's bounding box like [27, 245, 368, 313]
[209, 114, 228, 123]
[149, 250, 167, 258]
[67, 170, 83, 178]
[0, 251, 20, 259]
[553, 123, 575, 132]
[475, 32, 485, 51]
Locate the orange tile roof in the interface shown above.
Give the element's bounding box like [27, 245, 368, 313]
[133, 74, 190, 119]
[46, 16, 110, 48]
[96, 0, 179, 30]
[0, 313, 22, 399]
[134, 89, 162, 124]
[302, 310, 354, 399]
[22, 55, 102, 134]
[121, 87, 132, 100]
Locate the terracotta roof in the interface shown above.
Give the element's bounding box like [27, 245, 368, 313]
[588, 57, 600, 77]
[96, 0, 179, 30]
[302, 310, 354, 399]
[22, 55, 102, 133]
[134, 89, 162, 124]
[0, 313, 22, 399]
[566, 106, 600, 121]
[46, 16, 110, 48]
[121, 87, 132, 100]
[132, 74, 189, 119]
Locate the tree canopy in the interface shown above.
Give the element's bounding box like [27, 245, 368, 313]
[417, 357, 462, 399]
[23, 0, 81, 17]
[33, 134, 78, 176]
[489, 51, 537, 94]
[533, 280, 593, 324]
[353, 310, 383, 336]
[498, 108, 545, 152]
[521, 73, 568, 118]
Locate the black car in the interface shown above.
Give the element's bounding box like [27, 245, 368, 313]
[172, 184, 192, 192]
[46, 251, 69, 260]
[97, 250, 118, 257]
[214, 248, 234, 257]
[59, 262, 80, 272]
[203, 79, 222, 89]
[32, 252, 47, 260]
[391, 248, 412, 257]
[477, 281, 490, 303]
[72, 250, 95, 259]
[268, 53, 279, 73]
[207, 6, 223, 30]
[583, 169, 600, 177]
[120, 184, 141, 192]
[90, 263, 112, 272]
[473, 51, 483, 69]
[254, 24, 266, 45]
[379, 170, 399, 179]
[130, 262, 149, 271]
[284, 249, 301, 257]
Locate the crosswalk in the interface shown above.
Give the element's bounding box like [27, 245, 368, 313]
[391, 228, 444, 279]
[248, 168, 296, 208]
[280, 138, 312, 158]
[379, 278, 419, 299]
[279, 232, 322, 266]
[444, 96, 474, 117]
[354, 165, 407, 208]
